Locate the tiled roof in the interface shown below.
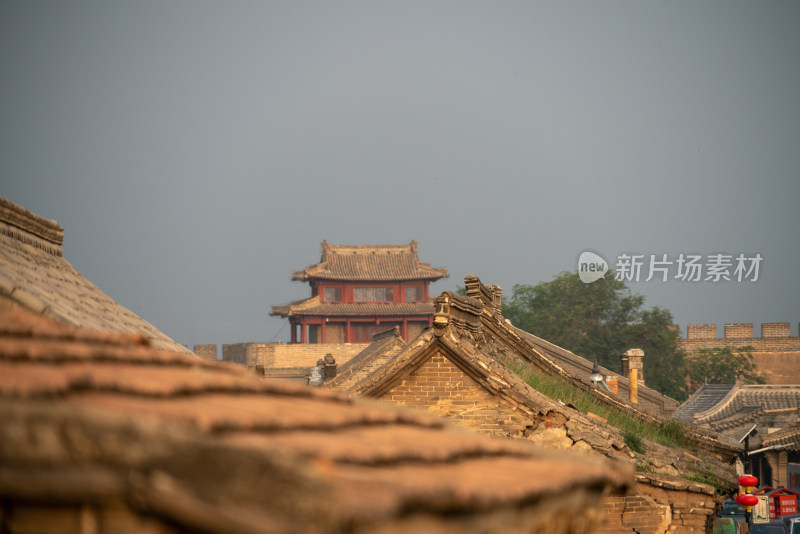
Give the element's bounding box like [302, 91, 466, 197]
[329, 289, 738, 488]
[761, 425, 800, 451]
[691, 384, 800, 425]
[0, 196, 188, 353]
[338, 315, 638, 451]
[674, 383, 800, 448]
[460, 277, 741, 455]
[291, 240, 448, 281]
[0, 305, 631, 534]
[673, 384, 736, 423]
[327, 327, 407, 391]
[271, 295, 434, 317]
[514, 327, 679, 416]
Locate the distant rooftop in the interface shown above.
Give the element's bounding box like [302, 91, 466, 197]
[673, 384, 736, 423]
[291, 240, 448, 282]
[271, 295, 434, 318]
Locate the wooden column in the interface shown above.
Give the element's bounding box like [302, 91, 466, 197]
[290, 320, 297, 344]
[300, 318, 306, 344]
[346, 319, 351, 343]
[321, 320, 326, 344]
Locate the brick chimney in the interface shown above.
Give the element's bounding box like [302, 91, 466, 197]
[323, 353, 337, 378]
[621, 349, 644, 404]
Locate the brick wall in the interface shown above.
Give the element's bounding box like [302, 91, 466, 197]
[380, 352, 530, 437]
[221, 342, 367, 369]
[192, 344, 218, 360]
[683, 322, 799, 349]
[598, 495, 668, 534]
[270, 343, 366, 368]
[221, 343, 268, 366]
[724, 323, 753, 339]
[598, 479, 717, 534]
[679, 322, 800, 384]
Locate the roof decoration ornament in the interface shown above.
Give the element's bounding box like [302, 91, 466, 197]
[433, 292, 483, 337]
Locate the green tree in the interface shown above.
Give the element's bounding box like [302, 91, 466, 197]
[685, 346, 765, 392]
[505, 272, 688, 400]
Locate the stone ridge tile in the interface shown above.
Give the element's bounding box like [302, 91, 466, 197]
[221, 424, 533, 465]
[67, 392, 445, 433]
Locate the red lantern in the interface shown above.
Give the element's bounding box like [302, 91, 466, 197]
[738, 475, 758, 487]
[737, 494, 759, 507]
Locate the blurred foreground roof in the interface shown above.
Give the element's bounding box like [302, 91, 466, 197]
[0, 304, 632, 534]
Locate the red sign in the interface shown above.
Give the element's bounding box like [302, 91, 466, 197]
[780, 494, 798, 515]
[767, 489, 799, 519]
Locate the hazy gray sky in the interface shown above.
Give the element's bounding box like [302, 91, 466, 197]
[3, 1, 799, 347]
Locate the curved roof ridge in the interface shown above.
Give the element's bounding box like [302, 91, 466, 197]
[693, 383, 744, 424]
[673, 384, 735, 422]
[292, 241, 447, 282]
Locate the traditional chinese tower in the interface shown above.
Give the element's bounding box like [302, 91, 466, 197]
[271, 240, 448, 344]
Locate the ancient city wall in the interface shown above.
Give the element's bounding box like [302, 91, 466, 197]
[679, 322, 800, 384]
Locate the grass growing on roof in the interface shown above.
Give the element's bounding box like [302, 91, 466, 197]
[507, 361, 688, 450]
[506, 359, 736, 494]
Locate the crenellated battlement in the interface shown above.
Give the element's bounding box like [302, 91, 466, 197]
[684, 322, 796, 340]
[678, 323, 800, 384]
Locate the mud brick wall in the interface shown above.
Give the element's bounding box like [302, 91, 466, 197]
[680, 322, 800, 384]
[598, 477, 717, 534]
[380, 353, 531, 437]
[598, 495, 669, 534]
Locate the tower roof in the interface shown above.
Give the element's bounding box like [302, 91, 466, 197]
[291, 240, 448, 282]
